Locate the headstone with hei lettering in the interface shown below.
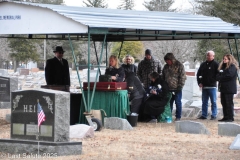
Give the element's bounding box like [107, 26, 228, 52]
[0, 89, 82, 156]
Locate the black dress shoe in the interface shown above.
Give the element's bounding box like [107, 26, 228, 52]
[197, 116, 207, 120]
[223, 119, 233, 122]
[218, 118, 227, 122]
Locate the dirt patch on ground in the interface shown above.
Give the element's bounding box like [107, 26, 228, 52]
[1, 97, 240, 159]
[0, 115, 240, 160]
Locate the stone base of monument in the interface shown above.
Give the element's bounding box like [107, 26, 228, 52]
[0, 139, 82, 156]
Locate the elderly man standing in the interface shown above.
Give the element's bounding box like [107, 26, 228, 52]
[137, 49, 162, 89]
[197, 50, 218, 120]
[162, 53, 186, 121]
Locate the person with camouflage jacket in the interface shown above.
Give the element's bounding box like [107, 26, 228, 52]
[162, 53, 186, 121]
[137, 49, 162, 89]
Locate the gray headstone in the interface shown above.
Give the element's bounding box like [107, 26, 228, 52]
[229, 134, 240, 150]
[70, 124, 94, 139]
[104, 117, 133, 130]
[189, 100, 202, 116]
[176, 120, 210, 135]
[182, 99, 193, 108]
[0, 76, 18, 109]
[11, 89, 70, 142]
[181, 108, 194, 117]
[0, 139, 82, 156]
[0, 69, 8, 77]
[218, 123, 240, 137]
[182, 76, 201, 100]
[19, 68, 29, 75]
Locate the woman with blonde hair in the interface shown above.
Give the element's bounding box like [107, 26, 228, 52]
[217, 54, 239, 122]
[121, 55, 137, 75]
[105, 55, 125, 82]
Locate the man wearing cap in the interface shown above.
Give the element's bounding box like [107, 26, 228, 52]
[45, 46, 70, 86]
[137, 49, 162, 89]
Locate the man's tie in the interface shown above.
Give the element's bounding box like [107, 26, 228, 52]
[60, 59, 63, 65]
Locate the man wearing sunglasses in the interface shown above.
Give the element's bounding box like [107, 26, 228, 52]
[45, 46, 70, 86]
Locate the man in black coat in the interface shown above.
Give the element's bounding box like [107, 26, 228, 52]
[196, 50, 218, 120]
[45, 46, 70, 86]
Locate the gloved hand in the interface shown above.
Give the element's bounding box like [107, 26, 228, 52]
[177, 86, 182, 91]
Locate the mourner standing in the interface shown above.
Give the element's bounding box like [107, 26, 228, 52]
[137, 49, 162, 89]
[217, 54, 238, 122]
[162, 53, 186, 121]
[45, 46, 70, 86]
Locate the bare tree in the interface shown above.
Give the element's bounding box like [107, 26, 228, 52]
[143, 0, 176, 12]
[83, 0, 108, 8]
[118, 0, 135, 10]
[143, 40, 198, 68]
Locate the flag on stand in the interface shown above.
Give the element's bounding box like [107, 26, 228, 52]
[37, 102, 46, 127]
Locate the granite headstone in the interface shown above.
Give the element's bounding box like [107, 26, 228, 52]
[11, 89, 70, 142]
[19, 68, 29, 75]
[0, 69, 8, 76]
[0, 76, 18, 109]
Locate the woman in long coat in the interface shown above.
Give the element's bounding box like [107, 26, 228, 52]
[217, 54, 239, 122]
[143, 72, 169, 121]
[125, 72, 145, 115]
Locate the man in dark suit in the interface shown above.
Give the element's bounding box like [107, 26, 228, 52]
[45, 46, 70, 86]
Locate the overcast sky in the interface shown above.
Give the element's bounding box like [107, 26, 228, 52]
[64, 0, 192, 11]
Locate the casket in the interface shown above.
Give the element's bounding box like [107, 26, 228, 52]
[83, 82, 127, 91]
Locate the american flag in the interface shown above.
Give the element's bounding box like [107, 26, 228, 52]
[37, 102, 46, 127]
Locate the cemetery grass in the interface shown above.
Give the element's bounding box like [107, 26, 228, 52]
[0, 115, 240, 159]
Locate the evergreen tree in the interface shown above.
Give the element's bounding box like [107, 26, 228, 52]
[118, 0, 135, 10]
[195, 0, 240, 63]
[143, 0, 175, 12]
[196, 0, 240, 25]
[8, 38, 40, 69]
[83, 0, 108, 8]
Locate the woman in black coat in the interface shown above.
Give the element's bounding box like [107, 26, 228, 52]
[121, 55, 137, 76]
[105, 55, 125, 82]
[143, 72, 169, 121]
[216, 54, 239, 122]
[125, 72, 145, 115]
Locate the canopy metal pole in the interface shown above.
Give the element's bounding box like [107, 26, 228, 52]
[234, 38, 240, 64]
[118, 41, 124, 59]
[228, 39, 233, 55]
[234, 38, 240, 83]
[93, 41, 101, 75]
[90, 34, 107, 109]
[106, 42, 108, 67]
[68, 34, 87, 112]
[87, 30, 91, 112]
[43, 39, 46, 68]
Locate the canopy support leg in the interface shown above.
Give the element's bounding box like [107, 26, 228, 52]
[90, 34, 107, 111]
[234, 38, 240, 84]
[118, 41, 124, 59]
[93, 41, 101, 75]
